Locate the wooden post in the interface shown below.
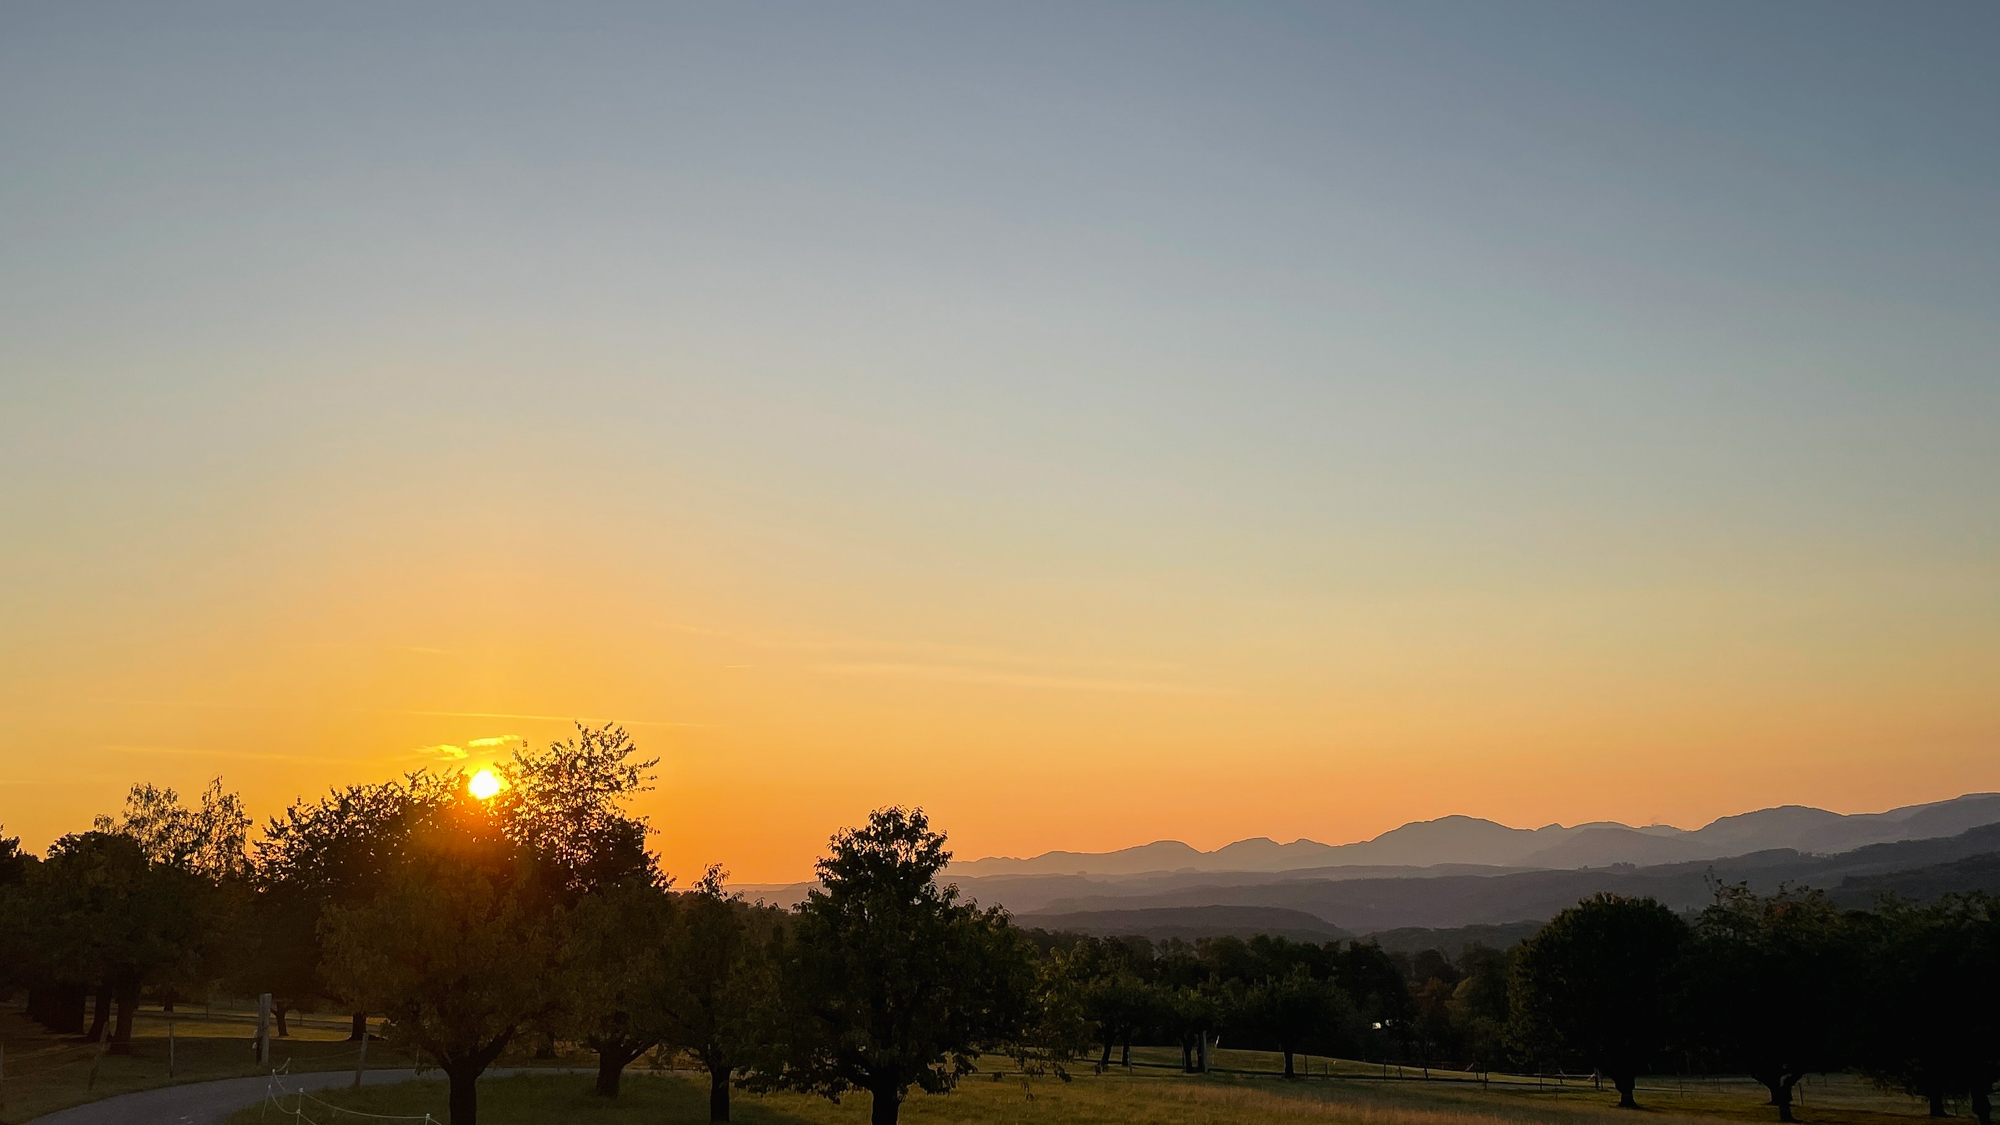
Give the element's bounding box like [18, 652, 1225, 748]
[256, 993, 272, 1068]
[354, 1020, 368, 1089]
[88, 1028, 109, 1090]
[168, 1014, 176, 1077]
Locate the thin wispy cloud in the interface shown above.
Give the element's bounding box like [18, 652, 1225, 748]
[391, 710, 703, 728]
[414, 744, 468, 761]
[814, 662, 1234, 697]
[103, 743, 331, 764]
[466, 735, 522, 748]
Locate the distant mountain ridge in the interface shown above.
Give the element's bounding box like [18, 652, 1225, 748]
[1009, 820, 2000, 935]
[951, 793, 2000, 876]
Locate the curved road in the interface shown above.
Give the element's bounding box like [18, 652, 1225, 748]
[30, 1069, 432, 1125]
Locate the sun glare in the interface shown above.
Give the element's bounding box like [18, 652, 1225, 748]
[468, 768, 503, 801]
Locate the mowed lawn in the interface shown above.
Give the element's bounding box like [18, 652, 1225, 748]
[232, 1049, 1943, 1125]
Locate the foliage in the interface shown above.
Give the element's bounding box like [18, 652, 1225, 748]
[252, 772, 461, 1031]
[494, 723, 657, 895]
[749, 807, 1032, 1125]
[1510, 893, 1688, 1108]
[651, 865, 783, 1121]
[95, 778, 252, 882]
[318, 797, 567, 1125]
[563, 876, 676, 1098]
[1854, 893, 2000, 1123]
[1688, 884, 1853, 1120]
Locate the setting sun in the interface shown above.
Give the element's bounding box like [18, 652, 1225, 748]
[468, 769, 503, 801]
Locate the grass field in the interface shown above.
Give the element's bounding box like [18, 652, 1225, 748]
[230, 1048, 1947, 1125]
[0, 1000, 414, 1122]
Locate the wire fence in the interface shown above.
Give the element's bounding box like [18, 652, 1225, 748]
[262, 1070, 435, 1124]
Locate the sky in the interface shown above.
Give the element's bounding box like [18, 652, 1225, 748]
[3, 2, 1997, 882]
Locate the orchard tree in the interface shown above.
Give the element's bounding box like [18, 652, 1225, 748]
[1512, 893, 1689, 1108]
[563, 877, 675, 1098]
[1690, 885, 1852, 1121]
[1856, 894, 2000, 1122]
[319, 794, 565, 1125]
[29, 831, 209, 1051]
[255, 773, 459, 1038]
[494, 723, 656, 895]
[493, 724, 658, 1059]
[749, 808, 1030, 1125]
[1239, 967, 1347, 1079]
[655, 866, 782, 1122]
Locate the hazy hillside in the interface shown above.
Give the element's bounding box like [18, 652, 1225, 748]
[1008, 822, 2000, 934]
[953, 793, 2000, 876]
[1018, 905, 1348, 943]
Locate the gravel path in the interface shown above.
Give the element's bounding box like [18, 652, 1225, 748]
[28, 1068, 431, 1125]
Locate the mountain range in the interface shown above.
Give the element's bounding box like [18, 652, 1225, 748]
[949, 793, 2000, 875]
[729, 793, 2000, 944]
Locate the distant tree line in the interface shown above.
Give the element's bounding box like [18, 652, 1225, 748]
[1, 733, 1996, 1125]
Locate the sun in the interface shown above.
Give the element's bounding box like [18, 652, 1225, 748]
[468, 768, 503, 801]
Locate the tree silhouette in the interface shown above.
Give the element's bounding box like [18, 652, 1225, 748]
[749, 807, 1028, 1125]
[1512, 893, 1688, 1108]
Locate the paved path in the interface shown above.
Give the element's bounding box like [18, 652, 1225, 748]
[29, 1069, 431, 1125]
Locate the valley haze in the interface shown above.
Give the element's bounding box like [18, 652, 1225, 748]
[733, 792, 2000, 941]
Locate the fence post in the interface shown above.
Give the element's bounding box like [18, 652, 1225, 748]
[354, 1020, 368, 1089]
[257, 993, 272, 1068]
[168, 1014, 176, 1077]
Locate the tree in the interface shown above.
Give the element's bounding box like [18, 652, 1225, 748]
[1690, 885, 1852, 1121]
[1334, 940, 1414, 1062]
[255, 773, 459, 1038]
[1004, 942, 1095, 1086]
[563, 876, 675, 1098]
[1448, 945, 1514, 1072]
[319, 798, 565, 1125]
[1164, 985, 1226, 1073]
[1238, 968, 1347, 1078]
[654, 866, 781, 1121]
[750, 807, 1030, 1125]
[28, 832, 209, 1051]
[1075, 941, 1154, 1069]
[494, 723, 656, 896]
[1856, 894, 2000, 1122]
[95, 779, 251, 882]
[1512, 893, 1689, 1108]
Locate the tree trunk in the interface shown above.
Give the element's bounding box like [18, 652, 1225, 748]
[869, 1081, 901, 1125]
[1099, 1038, 1113, 1069]
[1752, 1071, 1799, 1121]
[1122, 1037, 1131, 1068]
[595, 1049, 625, 1097]
[349, 1012, 369, 1041]
[86, 990, 111, 1042]
[33, 984, 87, 1034]
[1613, 1072, 1638, 1109]
[1283, 1048, 1297, 1080]
[1181, 1037, 1195, 1073]
[1970, 1084, 1990, 1125]
[275, 1007, 291, 1037]
[1932, 1091, 1948, 1118]
[709, 1068, 731, 1122]
[447, 1065, 479, 1125]
[110, 981, 141, 1054]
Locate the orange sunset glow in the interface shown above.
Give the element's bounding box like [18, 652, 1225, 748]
[4, 5, 1997, 886]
